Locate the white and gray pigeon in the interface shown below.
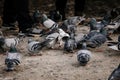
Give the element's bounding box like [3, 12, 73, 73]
[106, 19, 120, 34]
[77, 42, 92, 66]
[27, 39, 41, 53]
[108, 35, 120, 51]
[5, 44, 21, 71]
[27, 31, 63, 54]
[40, 13, 58, 30]
[0, 32, 21, 52]
[45, 32, 60, 48]
[108, 64, 120, 80]
[30, 28, 69, 53]
[27, 38, 51, 54]
[44, 28, 70, 48]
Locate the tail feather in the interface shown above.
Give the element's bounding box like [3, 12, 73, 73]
[37, 39, 52, 50]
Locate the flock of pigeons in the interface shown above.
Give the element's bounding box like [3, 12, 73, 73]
[0, 8, 120, 80]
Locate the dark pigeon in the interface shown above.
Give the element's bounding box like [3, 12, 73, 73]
[49, 10, 62, 22]
[78, 30, 107, 48]
[108, 64, 120, 80]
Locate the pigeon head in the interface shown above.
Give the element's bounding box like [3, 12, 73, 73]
[110, 8, 120, 19]
[41, 14, 48, 23]
[89, 18, 97, 31]
[34, 10, 41, 18]
[77, 52, 91, 66]
[5, 59, 14, 71]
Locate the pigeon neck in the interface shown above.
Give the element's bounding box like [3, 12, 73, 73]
[100, 28, 107, 36]
[9, 44, 17, 53]
[82, 42, 87, 49]
[9, 47, 17, 53]
[41, 14, 48, 23]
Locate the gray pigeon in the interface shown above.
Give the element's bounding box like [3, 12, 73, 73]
[60, 16, 85, 32]
[33, 10, 41, 23]
[5, 44, 21, 71]
[66, 25, 77, 35]
[78, 30, 107, 48]
[108, 64, 120, 80]
[64, 32, 77, 53]
[89, 18, 104, 31]
[77, 42, 92, 66]
[89, 16, 111, 31]
[49, 10, 62, 22]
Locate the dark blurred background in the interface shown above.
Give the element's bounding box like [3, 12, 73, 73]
[0, 0, 120, 16]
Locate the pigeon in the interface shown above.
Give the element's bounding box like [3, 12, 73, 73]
[45, 32, 60, 48]
[40, 14, 58, 30]
[28, 37, 55, 53]
[106, 18, 120, 34]
[48, 10, 62, 22]
[43, 28, 70, 48]
[108, 35, 120, 51]
[77, 42, 92, 66]
[89, 18, 104, 31]
[60, 16, 85, 32]
[63, 25, 77, 35]
[78, 30, 107, 48]
[89, 16, 111, 31]
[108, 64, 120, 80]
[32, 10, 41, 23]
[64, 32, 77, 53]
[110, 8, 120, 19]
[5, 37, 19, 48]
[5, 44, 21, 71]
[0, 31, 20, 52]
